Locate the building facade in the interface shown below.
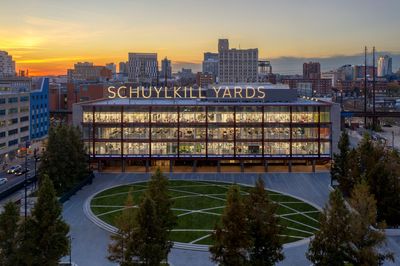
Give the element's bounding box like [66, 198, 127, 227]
[128, 53, 158, 85]
[160, 57, 172, 80]
[303, 62, 321, 79]
[0, 51, 16, 77]
[218, 39, 258, 83]
[377, 55, 393, 77]
[67, 62, 112, 82]
[0, 88, 30, 160]
[202, 52, 219, 81]
[73, 84, 340, 172]
[30, 78, 49, 140]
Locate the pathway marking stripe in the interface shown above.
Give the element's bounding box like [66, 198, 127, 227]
[278, 202, 320, 223]
[280, 216, 319, 231]
[190, 234, 212, 244]
[93, 188, 147, 199]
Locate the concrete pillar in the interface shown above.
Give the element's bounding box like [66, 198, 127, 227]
[312, 160, 316, 173]
[288, 160, 292, 173]
[169, 160, 173, 173]
[97, 160, 101, 172]
[145, 160, 149, 173]
[192, 160, 197, 173]
[240, 161, 244, 173]
[122, 159, 125, 172]
[217, 160, 221, 173]
[264, 160, 268, 172]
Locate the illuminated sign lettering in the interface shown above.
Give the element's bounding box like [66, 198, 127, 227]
[107, 86, 266, 99]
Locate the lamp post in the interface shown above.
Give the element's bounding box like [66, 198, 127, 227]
[24, 141, 29, 220]
[69, 235, 72, 266]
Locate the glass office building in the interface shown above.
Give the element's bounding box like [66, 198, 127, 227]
[73, 85, 339, 172]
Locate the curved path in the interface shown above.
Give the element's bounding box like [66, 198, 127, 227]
[62, 172, 399, 266]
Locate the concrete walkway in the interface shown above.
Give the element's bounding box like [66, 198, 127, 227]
[62, 172, 399, 266]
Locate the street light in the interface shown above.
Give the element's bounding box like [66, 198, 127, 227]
[24, 141, 29, 220]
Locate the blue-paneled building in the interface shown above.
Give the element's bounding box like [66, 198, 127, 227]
[30, 78, 49, 140]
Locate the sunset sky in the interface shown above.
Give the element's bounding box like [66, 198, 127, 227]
[1, 0, 399, 76]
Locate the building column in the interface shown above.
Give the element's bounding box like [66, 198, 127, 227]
[97, 160, 101, 172]
[145, 160, 149, 173]
[217, 160, 221, 173]
[264, 160, 268, 172]
[240, 161, 244, 173]
[312, 160, 316, 173]
[192, 160, 197, 173]
[288, 160, 292, 173]
[122, 159, 125, 172]
[170, 160, 173, 173]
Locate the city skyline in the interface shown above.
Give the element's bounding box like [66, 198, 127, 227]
[1, 0, 400, 76]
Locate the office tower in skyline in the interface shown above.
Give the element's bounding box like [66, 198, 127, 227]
[303, 62, 321, 79]
[0, 51, 16, 77]
[67, 62, 112, 82]
[218, 39, 258, 83]
[202, 52, 218, 81]
[160, 57, 172, 80]
[377, 55, 393, 77]
[128, 53, 158, 85]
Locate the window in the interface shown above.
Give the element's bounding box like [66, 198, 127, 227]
[8, 118, 18, 125]
[0, 110, 5, 116]
[8, 129, 18, 135]
[20, 106, 29, 113]
[0, 142, 5, 149]
[0, 99, 5, 104]
[20, 126, 29, 132]
[0, 132, 5, 138]
[8, 108, 18, 115]
[8, 97, 18, 103]
[8, 139, 18, 146]
[20, 136, 29, 142]
[20, 116, 29, 122]
[20, 96, 29, 102]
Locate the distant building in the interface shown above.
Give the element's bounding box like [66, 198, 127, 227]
[160, 57, 172, 80]
[377, 55, 392, 77]
[105, 63, 116, 75]
[128, 53, 158, 85]
[258, 60, 275, 83]
[282, 78, 332, 96]
[119, 62, 128, 75]
[353, 65, 376, 80]
[67, 62, 112, 82]
[202, 52, 218, 81]
[0, 51, 16, 77]
[303, 62, 321, 79]
[30, 78, 49, 140]
[0, 87, 30, 160]
[337, 64, 353, 81]
[196, 72, 214, 87]
[321, 71, 338, 88]
[0, 77, 32, 91]
[218, 39, 258, 83]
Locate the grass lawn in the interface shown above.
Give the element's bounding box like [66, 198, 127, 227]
[90, 180, 321, 245]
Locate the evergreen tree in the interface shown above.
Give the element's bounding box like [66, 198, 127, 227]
[145, 168, 176, 261]
[108, 192, 138, 266]
[348, 181, 394, 265]
[210, 185, 251, 266]
[0, 202, 19, 266]
[39, 125, 89, 195]
[245, 177, 284, 266]
[17, 175, 70, 265]
[306, 189, 352, 266]
[331, 131, 351, 194]
[136, 194, 164, 266]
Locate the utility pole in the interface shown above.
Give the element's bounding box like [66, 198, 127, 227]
[364, 46, 368, 127]
[24, 141, 29, 220]
[372, 46, 376, 128]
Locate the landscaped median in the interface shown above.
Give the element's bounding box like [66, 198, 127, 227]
[85, 180, 321, 250]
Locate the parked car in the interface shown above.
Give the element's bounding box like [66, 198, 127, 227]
[7, 165, 21, 174]
[14, 168, 30, 176]
[0, 177, 7, 185]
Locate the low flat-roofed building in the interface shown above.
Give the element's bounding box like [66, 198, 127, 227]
[73, 84, 340, 172]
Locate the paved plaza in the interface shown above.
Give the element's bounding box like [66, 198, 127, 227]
[62, 172, 400, 266]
